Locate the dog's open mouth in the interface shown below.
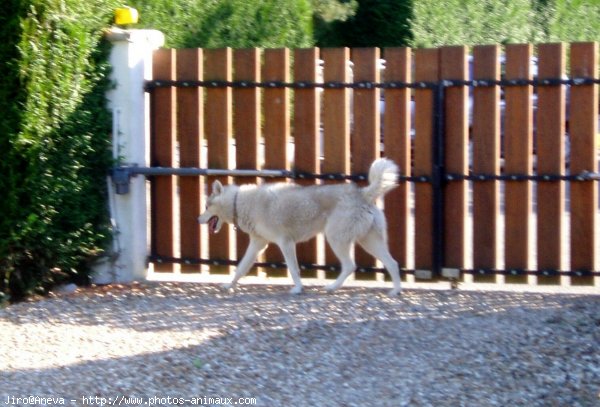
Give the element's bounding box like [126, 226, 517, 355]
[208, 216, 220, 233]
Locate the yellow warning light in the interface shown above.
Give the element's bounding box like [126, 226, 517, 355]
[114, 6, 139, 26]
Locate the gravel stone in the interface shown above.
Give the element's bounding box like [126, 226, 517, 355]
[1, 282, 599, 406]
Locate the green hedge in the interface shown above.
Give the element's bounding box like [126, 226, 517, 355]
[0, 0, 120, 303]
[128, 0, 313, 48]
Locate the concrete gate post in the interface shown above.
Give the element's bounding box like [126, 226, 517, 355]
[93, 28, 164, 284]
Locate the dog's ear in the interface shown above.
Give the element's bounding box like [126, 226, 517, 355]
[212, 180, 223, 195]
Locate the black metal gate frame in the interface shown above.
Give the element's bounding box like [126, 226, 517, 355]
[113, 76, 600, 280]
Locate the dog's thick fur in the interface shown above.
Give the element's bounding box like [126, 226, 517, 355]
[198, 158, 401, 295]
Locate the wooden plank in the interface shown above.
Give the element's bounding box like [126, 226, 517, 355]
[151, 48, 176, 273]
[504, 44, 534, 283]
[440, 46, 468, 275]
[352, 47, 380, 273]
[536, 43, 566, 285]
[293, 48, 320, 278]
[472, 45, 501, 282]
[263, 48, 290, 273]
[176, 48, 203, 273]
[322, 47, 351, 275]
[413, 48, 439, 275]
[205, 48, 232, 272]
[569, 42, 598, 285]
[233, 48, 261, 275]
[383, 47, 411, 273]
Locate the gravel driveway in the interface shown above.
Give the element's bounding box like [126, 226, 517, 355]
[1, 282, 599, 406]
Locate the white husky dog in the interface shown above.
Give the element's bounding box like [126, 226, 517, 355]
[198, 158, 401, 295]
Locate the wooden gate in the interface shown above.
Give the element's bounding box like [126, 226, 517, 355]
[140, 43, 599, 288]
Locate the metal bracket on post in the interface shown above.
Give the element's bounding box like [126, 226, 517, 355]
[110, 166, 136, 195]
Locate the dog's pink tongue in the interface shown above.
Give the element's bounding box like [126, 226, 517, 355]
[208, 216, 219, 233]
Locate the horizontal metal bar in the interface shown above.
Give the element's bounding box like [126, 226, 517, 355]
[149, 256, 600, 278]
[148, 255, 399, 274]
[113, 166, 424, 182]
[145, 77, 600, 91]
[464, 269, 600, 277]
[446, 171, 600, 182]
[112, 165, 597, 196]
[127, 166, 292, 178]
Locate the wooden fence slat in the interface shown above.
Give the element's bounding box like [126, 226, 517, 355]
[293, 48, 320, 277]
[176, 48, 203, 273]
[414, 48, 439, 274]
[537, 43, 566, 284]
[352, 47, 380, 272]
[504, 44, 534, 283]
[440, 46, 468, 274]
[383, 47, 411, 273]
[263, 49, 290, 273]
[569, 42, 598, 285]
[322, 48, 351, 274]
[234, 48, 261, 275]
[151, 48, 176, 273]
[205, 48, 233, 272]
[472, 45, 501, 281]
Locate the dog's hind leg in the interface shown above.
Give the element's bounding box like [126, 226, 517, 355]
[324, 238, 356, 293]
[223, 237, 268, 291]
[276, 239, 304, 294]
[358, 229, 401, 296]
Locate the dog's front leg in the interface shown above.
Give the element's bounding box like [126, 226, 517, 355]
[277, 239, 303, 295]
[223, 237, 268, 291]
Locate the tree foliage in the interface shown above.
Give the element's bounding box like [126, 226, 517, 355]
[315, 0, 411, 47]
[128, 0, 313, 48]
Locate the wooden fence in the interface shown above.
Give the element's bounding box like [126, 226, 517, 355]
[146, 43, 599, 287]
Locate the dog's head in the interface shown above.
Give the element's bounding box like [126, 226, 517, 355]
[198, 180, 227, 234]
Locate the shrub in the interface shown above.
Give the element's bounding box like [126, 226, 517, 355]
[128, 0, 314, 48]
[539, 0, 600, 42]
[410, 0, 600, 48]
[0, 0, 118, 302]
[410, 0, 542, 48]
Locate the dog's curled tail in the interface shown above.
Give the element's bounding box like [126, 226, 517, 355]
[361, 158, 399, 204]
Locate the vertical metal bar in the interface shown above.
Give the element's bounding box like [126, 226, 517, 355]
[432, 81, 446, 277]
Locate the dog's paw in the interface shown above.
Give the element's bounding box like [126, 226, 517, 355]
[221, 283, 235, 293]
[289, 286, 304, 295]
[324, 283, 339, 293]
[388, 287, 402, 297]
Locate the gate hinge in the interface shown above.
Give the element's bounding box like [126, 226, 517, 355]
[110, 165, 138, 195]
